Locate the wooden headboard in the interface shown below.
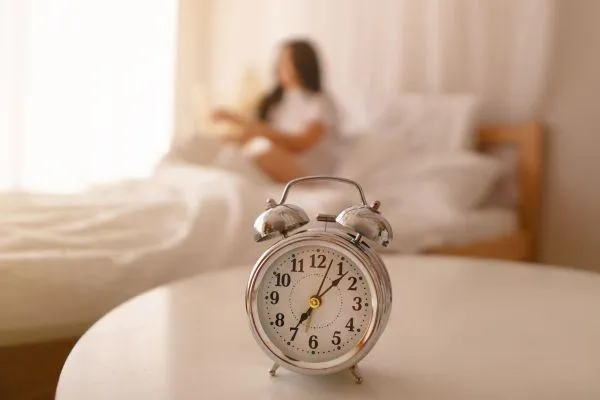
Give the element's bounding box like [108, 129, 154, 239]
[477, 122, 543, 256]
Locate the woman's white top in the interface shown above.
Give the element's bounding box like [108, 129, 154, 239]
[269, 89, 339, 175]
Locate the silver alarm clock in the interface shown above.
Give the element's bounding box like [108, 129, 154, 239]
[245, 176, 392, 383]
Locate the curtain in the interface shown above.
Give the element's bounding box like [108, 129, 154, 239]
[177, 0, 555, 135]
[0, 0, 178, 193]
[2, 0, 555, 191]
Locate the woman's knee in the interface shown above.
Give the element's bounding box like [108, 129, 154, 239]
[242, 137, 304, 182]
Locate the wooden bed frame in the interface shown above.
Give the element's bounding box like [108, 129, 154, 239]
[0, 337, 78, 399]
[430, 122, 543, 261]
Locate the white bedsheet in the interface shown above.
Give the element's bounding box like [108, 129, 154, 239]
[0, 164, 516, 346]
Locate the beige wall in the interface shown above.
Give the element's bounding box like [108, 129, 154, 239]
[541, 1, 600, 270]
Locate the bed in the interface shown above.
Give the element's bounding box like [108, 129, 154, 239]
[0, 119, 542, 398]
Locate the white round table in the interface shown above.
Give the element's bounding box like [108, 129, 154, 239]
[57, 256, 600, 400]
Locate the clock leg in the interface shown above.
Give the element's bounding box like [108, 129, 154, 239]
[269, 362, 280, 377]
[349, 365, 363, 384]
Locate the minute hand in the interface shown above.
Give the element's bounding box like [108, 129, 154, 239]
[319, 271, 349, 298]
[315, 259, 334, 297]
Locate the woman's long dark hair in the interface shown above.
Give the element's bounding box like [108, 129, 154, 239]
[257, 39, 323, 122]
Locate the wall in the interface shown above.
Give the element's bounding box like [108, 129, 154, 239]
[540, 0, 600, 270]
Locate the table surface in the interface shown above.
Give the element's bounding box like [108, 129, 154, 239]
[57, 256, 600, 400]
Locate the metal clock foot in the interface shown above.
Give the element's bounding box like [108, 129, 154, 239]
[349, 365, 363, 384]
[269, 362, 280, 377]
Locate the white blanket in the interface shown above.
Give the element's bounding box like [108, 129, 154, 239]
[0, 163, 516, 346]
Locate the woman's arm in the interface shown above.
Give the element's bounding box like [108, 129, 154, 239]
[212, 109, 326, 153]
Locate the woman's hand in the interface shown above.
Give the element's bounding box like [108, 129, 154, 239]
[211, 109, 247, 126]
[220, 127, 255, 144]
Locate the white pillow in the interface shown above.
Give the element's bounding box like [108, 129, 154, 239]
[370, 93, 480, 152]
[336, 125, 412, 180]
[336, 93, 480, 180]
[359, 152, 504, 212]
[480, 144, 519, 209]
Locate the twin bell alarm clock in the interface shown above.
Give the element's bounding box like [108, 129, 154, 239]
[245, 176, 393, 383]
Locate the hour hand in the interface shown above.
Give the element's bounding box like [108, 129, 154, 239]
[319, 271, 349, 297]
[294, 308, 312, 329]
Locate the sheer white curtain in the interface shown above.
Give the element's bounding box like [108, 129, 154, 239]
[183, 0, 554, 133]
[0, 0, 177, 193]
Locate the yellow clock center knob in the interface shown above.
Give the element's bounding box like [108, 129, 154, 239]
[309, 296, 321, 309]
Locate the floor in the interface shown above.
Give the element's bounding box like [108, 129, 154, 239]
[0, 337, 78, 400]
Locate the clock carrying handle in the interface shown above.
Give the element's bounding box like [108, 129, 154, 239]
[278, 176, 368, 206]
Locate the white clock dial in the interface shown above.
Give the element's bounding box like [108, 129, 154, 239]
[257, 244, 374, 363]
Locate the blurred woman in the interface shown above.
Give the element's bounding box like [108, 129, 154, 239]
[212, 39, 339, 182]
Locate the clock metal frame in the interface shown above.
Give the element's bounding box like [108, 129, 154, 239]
[246, 229, 392, 379]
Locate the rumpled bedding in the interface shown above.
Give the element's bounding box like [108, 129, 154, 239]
[0, 166, 260, 344]
[0, 162, 516, 346]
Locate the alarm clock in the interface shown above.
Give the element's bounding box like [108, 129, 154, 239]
[245, 176, 392, 383]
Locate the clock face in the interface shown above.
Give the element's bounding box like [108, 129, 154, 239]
[256, 244, 374, 363]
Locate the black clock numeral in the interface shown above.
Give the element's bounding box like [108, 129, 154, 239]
[352, 296, 362, 311]
[289, 327, 298, 341]
[331, 330, 341, 345]
[269, 291, 279, 305]
[345, 317, 355, 332]
[274, 272, 291, 287]
[309, 254, 327, 268]
[347, 276, 358, 291]
[291, 257, 304, 273]
[275, 313, 285, 327]
[309, 335, 319, 349]
[337, 261, 344, 276]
